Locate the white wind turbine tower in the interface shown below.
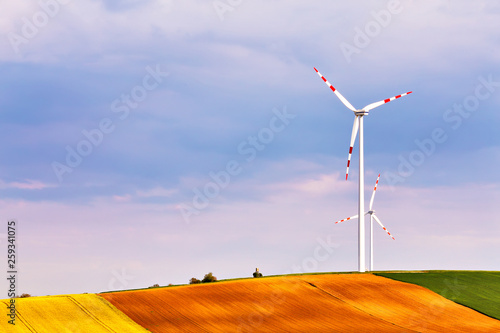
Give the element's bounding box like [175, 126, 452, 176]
[335, 174, 395, 271]
[314, 67, 411, 272]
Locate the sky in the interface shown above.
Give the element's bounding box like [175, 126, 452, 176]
[1, 0, 499, 297]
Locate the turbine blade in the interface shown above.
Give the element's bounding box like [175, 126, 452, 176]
[334, 215, 358, 224]
[372, 215, 395, 240]
[362, 91, 412, 112]
[369, 174, 381, 211]
[314, 67, 357, 112]
[346, 116, 359, 180]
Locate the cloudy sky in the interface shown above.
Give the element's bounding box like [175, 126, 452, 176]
[1, 0, 499, 297]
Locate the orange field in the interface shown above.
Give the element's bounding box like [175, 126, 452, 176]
[100, 273, 500, 332]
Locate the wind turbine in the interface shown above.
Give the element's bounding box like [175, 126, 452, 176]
[334, 174, 395, 271]
[314, 67, 411, 272]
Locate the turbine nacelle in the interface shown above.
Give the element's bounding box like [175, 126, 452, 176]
[355, 110, 369, 116]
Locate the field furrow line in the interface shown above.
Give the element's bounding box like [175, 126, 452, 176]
[300, 279, 420, 332]
[1, 300, 38, 333]
[67, 296, 117, 333]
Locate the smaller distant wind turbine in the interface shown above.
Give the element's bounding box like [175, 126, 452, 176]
[334, 174, 395, 271]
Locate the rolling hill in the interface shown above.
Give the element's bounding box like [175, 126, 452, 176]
[2, 272, 500, 332]
[101, 273, 500, 332]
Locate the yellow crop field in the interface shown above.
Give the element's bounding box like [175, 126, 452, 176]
[0, 294, 148, 333]
[101, 273, 500, 332]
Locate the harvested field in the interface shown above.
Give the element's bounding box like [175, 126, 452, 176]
[0, 294, 148, 333]
[101, 273, 500, 332]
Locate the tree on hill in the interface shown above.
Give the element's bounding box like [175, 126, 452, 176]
[202, 272, 217, 283]
[189, 277, 201, 284]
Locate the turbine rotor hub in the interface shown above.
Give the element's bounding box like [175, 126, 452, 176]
[355, 110, 369, 116]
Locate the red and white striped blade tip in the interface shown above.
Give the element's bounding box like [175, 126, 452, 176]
[313, 67, 357, 112]
[369, 174, 381, 210]
[335, 215, 357, 224]
[345, 147, 353, 180]
[383, 228, 395, 240]
[385, 91, 413, 103]
[380, 226, 395, 240]
[363, 91, 413, 112]
[373, 215, 395, 240]
[345, 117, 359, 180]
[373, 174, 381, 192]
[314, 67, 336, 91]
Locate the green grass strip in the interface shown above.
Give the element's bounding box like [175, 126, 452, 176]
[375, 270, 500, 320]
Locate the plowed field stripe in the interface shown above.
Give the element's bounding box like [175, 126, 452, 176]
[67, 296, 117, 332]
[16, 311, 38, 333]
[300, 279, 420, 332]
[1, 300, 38, 333]
[148, 294, 212, 333]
